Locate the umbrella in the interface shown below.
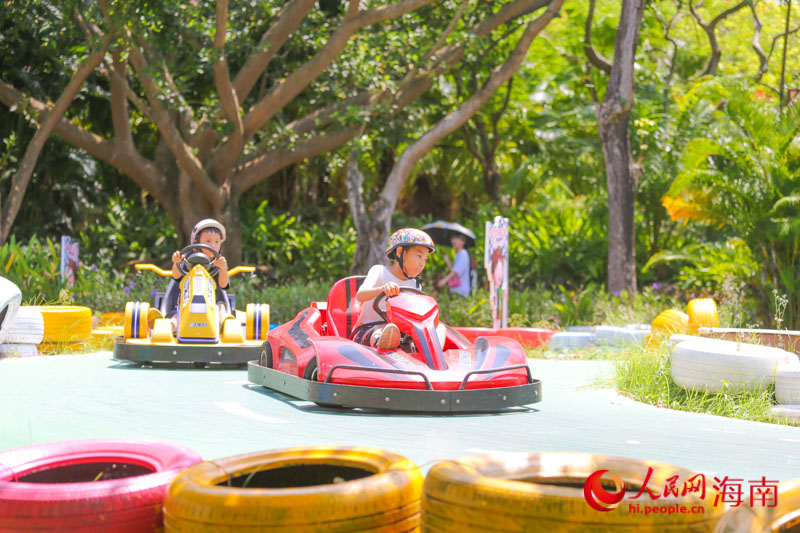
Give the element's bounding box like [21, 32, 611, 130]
[421, 221, 476, 248]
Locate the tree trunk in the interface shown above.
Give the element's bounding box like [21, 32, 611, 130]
[346, 157, 392, 273]
[596, 0, 645, 296]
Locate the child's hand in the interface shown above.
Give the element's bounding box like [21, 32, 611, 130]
[382, 282, 400, 297]
[214, 255, 228, 272]
[171, 250, 183, 264]
[443, 255, 452, 268]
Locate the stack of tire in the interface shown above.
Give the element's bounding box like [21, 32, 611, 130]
[422, 451, 724, 531]
[0, 438, 202, 532]
[163, 446, 423, 531]
[0, 276, 32, 358]
[660, 299, 800, 416]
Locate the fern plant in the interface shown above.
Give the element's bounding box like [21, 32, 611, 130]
[658, 78, 800, 327]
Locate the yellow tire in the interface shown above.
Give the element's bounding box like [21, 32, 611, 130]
[647, 309, 691, 348]
[164, 446, 423, 531]
[123, 302, 150, 340]
[713, 477, 800, 532]
[422, 452, 724, 532]
[100, 311, 125, 326]
[245, 303, 270, 341]
[34, 305, 92, 343]
[687, 298, 719, 333]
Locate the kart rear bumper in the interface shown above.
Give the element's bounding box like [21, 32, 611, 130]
[247, 361, 542, 412]
[113, 340, 259, 365]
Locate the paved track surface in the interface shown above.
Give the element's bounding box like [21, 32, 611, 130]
[1, 352, 799, 480]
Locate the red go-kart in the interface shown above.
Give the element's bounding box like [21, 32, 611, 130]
[247, 277, 541, 412]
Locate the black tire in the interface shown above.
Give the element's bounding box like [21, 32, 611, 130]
[302, 358, 341, 408]
[259, 340, 273, 368]
[303, 357, 318, 380]
[193, 362, 206, 369]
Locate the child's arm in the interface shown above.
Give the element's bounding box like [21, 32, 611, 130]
[215, 256, 229, 289]
[356, 282, 399, 302]
[171, 250, 183, 279]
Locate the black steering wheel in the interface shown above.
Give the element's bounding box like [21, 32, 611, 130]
[372, 287, 427, 322]
[177, 244, 220, 276]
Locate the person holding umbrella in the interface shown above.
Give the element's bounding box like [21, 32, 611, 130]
[422, 221, 476, 297]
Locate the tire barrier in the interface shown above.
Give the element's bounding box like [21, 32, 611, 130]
[776, 365, 800, 405]
[422, 451, 723, 532]
[671, 339, 797, 393]
[35, 305, 93, 343]
[246, 303, 270, 341]
[699, 327, 800, 355]
[0, 344, 38, 358]
[0, 438, 202, 532]
[713, 477, 800, 532]
[595, 326, 649, 348]
[0, 277, 21, 345]
[687, 298, 719, 333]
[1, 306, 44, 345]
[164, 446, 423, 531]
[771, 405, 800, 425]
[549, 332, 595, 351]
[124, 301, 150, 340]
[647, 309, 691, 348]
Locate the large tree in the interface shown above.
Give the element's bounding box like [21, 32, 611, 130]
[345, 0, 563, 271]
[0, 0, 558, 264]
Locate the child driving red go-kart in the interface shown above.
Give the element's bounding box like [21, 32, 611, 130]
[351, 228, 435, 350]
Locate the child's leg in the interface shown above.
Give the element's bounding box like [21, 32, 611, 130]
[352, 322, 400, 350]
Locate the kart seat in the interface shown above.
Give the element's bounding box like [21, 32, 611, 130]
[326, 276, 365, 339]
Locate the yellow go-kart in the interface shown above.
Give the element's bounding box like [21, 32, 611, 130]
[113, 244, 269, 367]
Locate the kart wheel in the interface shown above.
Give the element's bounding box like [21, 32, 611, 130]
[163, 446, 422, 531]
[259, 340, 273, 368]
[423, 452, 724, 532]
[0, 438, 202, 532]
[124, 302, 150, 340]
[303, 357, 318, 381]
[246, 303, 270, 341]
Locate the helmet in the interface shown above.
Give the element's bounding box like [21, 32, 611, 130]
[385, 228, 435, 260]
[190, 218, 226, 244]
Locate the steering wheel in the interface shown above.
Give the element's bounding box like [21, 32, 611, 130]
[372, 286, 427, 322]
[177, 244, 220, 276]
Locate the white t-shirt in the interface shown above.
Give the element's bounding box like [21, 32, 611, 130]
[450, 248, 471, 297]
[354, 265, 418, 328]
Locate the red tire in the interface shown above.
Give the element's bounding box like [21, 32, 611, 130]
[0, 438, 202, 532]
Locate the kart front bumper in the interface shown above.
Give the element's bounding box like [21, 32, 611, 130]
[113, 340, 260, 365]
[247, 361, 542, 412]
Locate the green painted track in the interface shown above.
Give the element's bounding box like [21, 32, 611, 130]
[1, 352, 799, 480]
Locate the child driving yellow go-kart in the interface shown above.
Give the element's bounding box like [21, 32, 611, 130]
[113, 219, 270, 367]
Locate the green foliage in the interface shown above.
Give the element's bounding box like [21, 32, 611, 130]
[0, 236, 68, 303]
[553, 284, 597, 327]
[662, 78, 800, 327]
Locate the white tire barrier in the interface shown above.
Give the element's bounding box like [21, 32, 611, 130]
[2, 306, 44, 345]
[671, 339, 797, 393]
[549, 332, 595, 351]
[0, 277, 22, 345]
[0, 344, 38, 358]
[776, 365, 800, 405]
[771, 405, 800, 425]
[595, 326, 649, 347]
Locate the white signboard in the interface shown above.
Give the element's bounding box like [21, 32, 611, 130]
[60, 236, 79, 287]
[485, 216, 509, 329]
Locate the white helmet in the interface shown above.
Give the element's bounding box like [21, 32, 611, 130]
[190, 218, 226, 243]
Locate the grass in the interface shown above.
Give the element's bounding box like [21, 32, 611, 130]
[612, 341, 793, 426]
